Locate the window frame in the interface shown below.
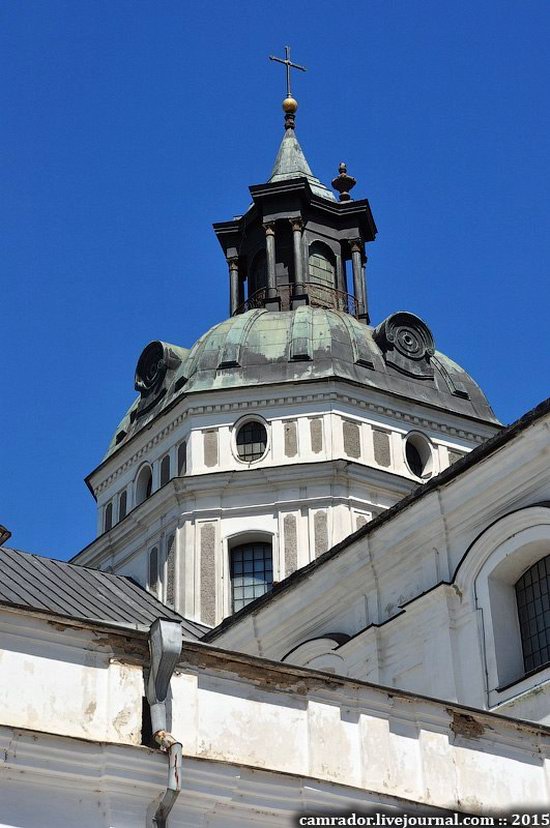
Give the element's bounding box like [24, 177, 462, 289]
[465, 506, 550, 708]
[223, 529, 279, 619]
[177, 441, 187, 476]
[148, 545, 159, 595]
[118, 489, 127, 522]
[307, 240, 337, 287]
[231, 416, 270, 465]
[104, 501, 113, 532]
[403, 431, 436, 480]
[135, 463, 153, 506]
[515, 555, 550, 674]
[160, 454, 171, 487]
[229, 540, 274, 613]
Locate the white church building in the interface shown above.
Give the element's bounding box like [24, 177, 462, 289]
[2, 72, 550, 827]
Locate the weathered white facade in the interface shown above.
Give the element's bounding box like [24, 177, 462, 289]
[78, 378, 496, 627]
[3, 75, 549, 827]
[2, 605, 550, 826]
[74, 114, 499, 632]
[208, 402, 550, 724]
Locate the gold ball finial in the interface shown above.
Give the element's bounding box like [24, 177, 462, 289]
[282, 96, 298, 113]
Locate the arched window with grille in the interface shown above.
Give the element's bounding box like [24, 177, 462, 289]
[160, 454, 170, 487]
[230, 541, 273, 613]
[516, 554, 550, 674]
[308, 241, 336, 287]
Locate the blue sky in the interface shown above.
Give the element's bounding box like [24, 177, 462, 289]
[1, 0, 549, 560]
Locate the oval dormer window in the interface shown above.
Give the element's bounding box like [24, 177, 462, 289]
[235, 419, 268, 463]
[404, 432, 434, 479]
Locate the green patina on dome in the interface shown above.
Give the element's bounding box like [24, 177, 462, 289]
[105, 307, 498, 459]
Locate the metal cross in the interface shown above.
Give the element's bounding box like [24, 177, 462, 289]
[269, 46, 306, 98]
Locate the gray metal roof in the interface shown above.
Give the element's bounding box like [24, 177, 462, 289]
[0, 546, 208, 638]
[269, 128, 335, 200]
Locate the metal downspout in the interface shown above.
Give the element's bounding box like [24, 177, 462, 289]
[150, 732, 182, 828]
[145, 619, 183, 828]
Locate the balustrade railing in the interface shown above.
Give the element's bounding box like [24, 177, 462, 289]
[234, 282, 360, 317]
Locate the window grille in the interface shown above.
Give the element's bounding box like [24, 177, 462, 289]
[230, 542, 273, 612]
[516, 554, 550, 673]
[236, 421, 267, 462]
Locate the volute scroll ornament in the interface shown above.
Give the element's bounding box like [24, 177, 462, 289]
[373, 312, 435, 379]
[133, 341, 182, 420]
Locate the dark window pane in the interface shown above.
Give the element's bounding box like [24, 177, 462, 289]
[236, 421, 267, 462]
[160, 455, 171, 487]
[177, 442, 187, 475]
[104, 502, 113, 532]
[149, 547, 159, 592]
[516, 554, 550, 673]
[405, 442, 423, 477]
[118, 490, 127, 521]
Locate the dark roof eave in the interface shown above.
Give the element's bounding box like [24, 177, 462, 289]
[0, 598, 157, 635]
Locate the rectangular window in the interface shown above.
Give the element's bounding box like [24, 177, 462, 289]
[230, 542, 273, 613]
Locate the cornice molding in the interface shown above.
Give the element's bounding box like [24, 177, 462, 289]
[91, 387, 491, 495]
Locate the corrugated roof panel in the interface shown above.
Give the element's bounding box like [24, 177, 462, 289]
[0, 546, 208, 638]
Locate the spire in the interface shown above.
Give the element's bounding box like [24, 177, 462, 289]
[213, 50, 377, 321]
[268, 46, 334, 200]
[268, 123, 335, 201]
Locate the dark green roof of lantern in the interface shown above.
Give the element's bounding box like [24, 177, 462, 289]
[103, 307, 499, 460]
[269, 128, 335, 201]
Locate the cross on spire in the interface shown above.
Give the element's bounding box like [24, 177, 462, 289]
[269, 46, 306, 99]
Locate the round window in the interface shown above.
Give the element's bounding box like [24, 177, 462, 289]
[404, 432, 434, 479]
[236, 420, 268, 462]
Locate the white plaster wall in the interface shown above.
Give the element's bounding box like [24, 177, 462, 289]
[170, 652, 550, 813]
[89, 379, 491, 543]
[79, 375, 496, 628]
[0, 612, 143, 745]
[0, 729, 476, 828]
[210, 412, 550, 723]
[1, 616, 549, 821]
